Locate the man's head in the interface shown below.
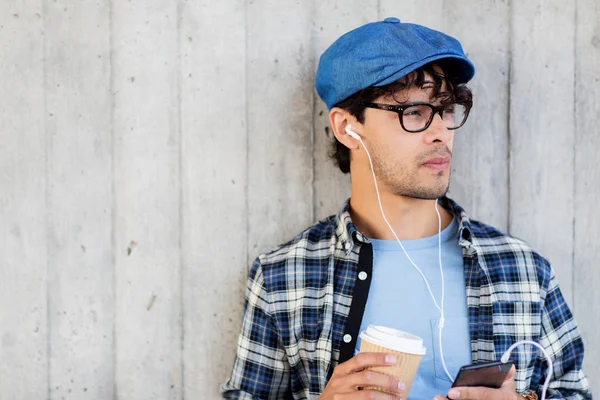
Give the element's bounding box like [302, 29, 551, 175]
[315, 18, 475, 200]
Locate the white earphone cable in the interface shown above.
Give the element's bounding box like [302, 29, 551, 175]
[435, 203, 453, 381]
[348, 125, 554, 393]
[357, 134, 444, 315]
[353, 130, 454, 382]
[501, 340, 552, 400]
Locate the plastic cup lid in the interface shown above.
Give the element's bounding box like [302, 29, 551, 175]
[360, 325, 427, 355]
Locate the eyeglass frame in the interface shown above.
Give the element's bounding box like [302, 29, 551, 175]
[361, 101, 472, 133]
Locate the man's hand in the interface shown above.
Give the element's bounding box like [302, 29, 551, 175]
[434, 366, 522, 400]
[319, 352, 406, 400]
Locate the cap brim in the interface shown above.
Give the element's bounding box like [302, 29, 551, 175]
[374, 53, 475, 87]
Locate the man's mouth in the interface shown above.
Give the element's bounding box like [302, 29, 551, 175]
[422, 155, 451, 171]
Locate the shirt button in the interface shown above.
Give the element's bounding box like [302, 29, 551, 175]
[358, 271, 368, 281]
[344, 242, 352, 251]
[343, 334, 352, 343]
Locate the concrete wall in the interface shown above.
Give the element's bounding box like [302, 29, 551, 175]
[0, 1, 598, 399]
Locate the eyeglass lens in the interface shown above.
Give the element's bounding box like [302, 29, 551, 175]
[402, 104, 467, 131]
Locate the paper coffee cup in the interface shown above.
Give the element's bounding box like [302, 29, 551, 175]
[359, 325, 426, 397]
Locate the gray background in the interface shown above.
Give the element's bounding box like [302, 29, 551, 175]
[0, 0, 598, 399]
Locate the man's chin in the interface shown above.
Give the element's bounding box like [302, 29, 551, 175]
[394, 183, 450, 200]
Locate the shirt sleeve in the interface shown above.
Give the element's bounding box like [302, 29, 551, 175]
[532, 263, 592, 399]
[221, 257, 292, 399]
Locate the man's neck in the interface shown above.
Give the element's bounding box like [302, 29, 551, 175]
[349, 190, 454, 241]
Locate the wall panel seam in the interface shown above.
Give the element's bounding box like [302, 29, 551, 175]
[571, 0, 578, 312]
[42, 0, 51, 397]
[244, 0, 250, 275]
[507, 0, 513, 233]
[177, 1, 185, 398]
[109, 0, 117, 398]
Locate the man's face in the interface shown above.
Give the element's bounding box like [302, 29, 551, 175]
[357, 73, 454, 200]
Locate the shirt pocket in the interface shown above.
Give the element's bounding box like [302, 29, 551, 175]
[430, 317, 472, 383]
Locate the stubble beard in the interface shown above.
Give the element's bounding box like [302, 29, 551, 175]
[371, 151, 451, 200]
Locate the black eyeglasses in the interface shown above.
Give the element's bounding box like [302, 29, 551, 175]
[362, 102, 472, 133]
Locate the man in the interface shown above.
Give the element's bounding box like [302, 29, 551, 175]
[222, 17, 591, 400]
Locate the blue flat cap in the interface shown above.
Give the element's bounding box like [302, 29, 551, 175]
[315, 17, 475, 110]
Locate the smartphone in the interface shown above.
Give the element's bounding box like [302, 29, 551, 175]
[451, 360, 515, 389]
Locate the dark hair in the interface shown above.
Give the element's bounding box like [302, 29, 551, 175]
[329, 61, 473, 173]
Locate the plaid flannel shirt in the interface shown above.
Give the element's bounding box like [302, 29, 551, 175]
[222, 198, 591, 399]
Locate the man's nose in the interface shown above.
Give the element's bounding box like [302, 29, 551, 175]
[426, 113, 451, 143]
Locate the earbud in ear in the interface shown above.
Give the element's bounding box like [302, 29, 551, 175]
[345, 125, 361, 140]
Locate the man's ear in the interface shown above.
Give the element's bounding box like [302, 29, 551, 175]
[329, 107, 360, 150]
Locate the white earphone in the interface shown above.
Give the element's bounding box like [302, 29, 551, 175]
[345, 124, 361, 140]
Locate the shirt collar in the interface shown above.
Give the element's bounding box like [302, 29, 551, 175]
[334, 199, 367, 255]
[334, 197, 474, 255]
[442, 197, 475, 250]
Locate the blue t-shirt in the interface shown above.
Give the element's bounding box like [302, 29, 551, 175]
[355, 216, 472, 399]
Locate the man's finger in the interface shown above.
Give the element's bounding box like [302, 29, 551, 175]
[335, 352, 398, 376]
[346, 369, 406, 394]
[500, 365, 518, 393]
[447, 386, 494, 400]
[503, 365, 517, 384]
